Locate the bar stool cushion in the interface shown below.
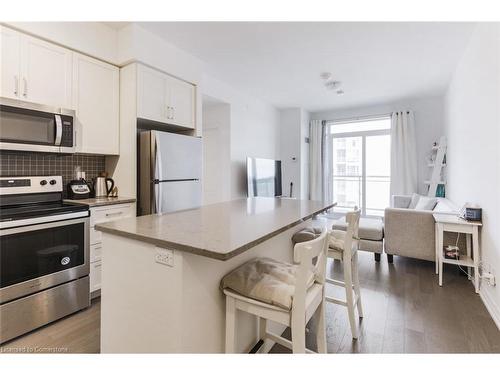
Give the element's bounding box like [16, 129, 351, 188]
[291, 227, 323, 244]
[328, 230, 346, 260]
[220, 257, 315, 310]
[329, 230, 346, 251]
[333, 217, 383, 241]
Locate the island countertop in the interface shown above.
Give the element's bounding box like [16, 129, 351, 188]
[64, 196, 136, 208]
[95, 198, 335, 261]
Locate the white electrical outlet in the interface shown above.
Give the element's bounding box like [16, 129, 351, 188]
[155, 247, 174, 267]
[484, 272, 496, 286]
[480, 263, 496, 286]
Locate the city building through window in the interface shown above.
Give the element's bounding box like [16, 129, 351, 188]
[328, 116, 391, 217]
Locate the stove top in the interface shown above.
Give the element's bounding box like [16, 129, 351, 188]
[0, 201, 88, 222]
[0, 176, 89, 223]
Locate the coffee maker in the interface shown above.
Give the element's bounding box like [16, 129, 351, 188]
[67, 177, 92, 199]
[67, 167, 92, 199]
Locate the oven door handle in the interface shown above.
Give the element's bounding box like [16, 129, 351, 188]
[54, 114, 63, 146]
[0, 211, 89, 231]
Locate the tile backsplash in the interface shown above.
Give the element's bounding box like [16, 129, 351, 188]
[0, 151, 106, 197]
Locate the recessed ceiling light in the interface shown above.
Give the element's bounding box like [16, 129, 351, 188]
[325, 80, 341, 90]
[320, 72, 332, 80]
[336, 89, 345, 95]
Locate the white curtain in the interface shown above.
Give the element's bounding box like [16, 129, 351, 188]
[309, 120, 333, 204]
[390, 111, 417, 196]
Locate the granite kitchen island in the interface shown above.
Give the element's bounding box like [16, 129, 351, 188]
[96, 198, 335, 353]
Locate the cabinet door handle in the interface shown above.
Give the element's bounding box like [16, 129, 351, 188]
[14, 76, 18, 96]
[22, 77, 27, 98]
[105, 211, 123, 217]
[166, 106, 172, 119]
[171, 106, 175, 119]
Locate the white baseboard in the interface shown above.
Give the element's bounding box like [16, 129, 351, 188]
[479, 287, 500, 330]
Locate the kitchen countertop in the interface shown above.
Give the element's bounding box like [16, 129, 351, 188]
[95, 198, 335, 261]
[64, 196, 136, 208]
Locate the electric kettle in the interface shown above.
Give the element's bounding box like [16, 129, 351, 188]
[94, 176, 114, 198]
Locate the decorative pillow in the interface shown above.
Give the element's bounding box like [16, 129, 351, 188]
[414, 196, 438, 211]
[408, 193, 421, 209]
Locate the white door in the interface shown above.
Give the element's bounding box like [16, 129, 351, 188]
[20, 35, 73, 108]
[73, 53, 119, 155]
[0, 26, 21, 100]
[137, 65, 168, 123]
[168, 76, 195, 129]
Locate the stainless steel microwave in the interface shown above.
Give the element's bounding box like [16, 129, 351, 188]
[0, 98, 75, 153]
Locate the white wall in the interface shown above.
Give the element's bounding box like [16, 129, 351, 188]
[444, 23, 500, 326]
[311, 96, 446, 194]
[279, 108, 310, 199]
[202, 101, 231, 205]
[300, 110, 310, 200]
[117, 24, 203, 84]
[202, 75, 280, 199]
[279, 109, 301, 198]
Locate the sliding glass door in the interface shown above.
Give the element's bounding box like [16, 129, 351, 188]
[332, 136, 363, 210]
[329, 117, 391, 217]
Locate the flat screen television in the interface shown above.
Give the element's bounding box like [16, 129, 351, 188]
[247, 157, 282, 197]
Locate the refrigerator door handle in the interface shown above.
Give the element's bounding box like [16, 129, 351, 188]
[155, 134, 164, 214]
[153, 178, 199, 183]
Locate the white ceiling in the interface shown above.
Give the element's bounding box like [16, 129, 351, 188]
[137, 22, 476, 112]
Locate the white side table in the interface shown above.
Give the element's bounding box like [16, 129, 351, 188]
[433, 213, 482, 293]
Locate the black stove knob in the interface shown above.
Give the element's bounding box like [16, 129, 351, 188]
[40, 180, 47, 186]
[49, 179, 57, 185]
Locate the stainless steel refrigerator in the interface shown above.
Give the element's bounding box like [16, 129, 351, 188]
[138, 130, 202, 215]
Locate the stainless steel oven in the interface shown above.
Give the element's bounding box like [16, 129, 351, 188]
[0, 176, 90, 343]
[0, 215, 90, 305]
[0, 97, 75, 153]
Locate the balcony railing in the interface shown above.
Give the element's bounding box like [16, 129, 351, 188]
[332, 174, 390, 216]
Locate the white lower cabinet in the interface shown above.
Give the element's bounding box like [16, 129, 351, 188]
[90, 261, 103, 294]
[89, 203, 134, 295]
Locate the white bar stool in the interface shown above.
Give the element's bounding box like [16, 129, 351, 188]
[221, 227, 330, 354]
[326, 209, 363, 339]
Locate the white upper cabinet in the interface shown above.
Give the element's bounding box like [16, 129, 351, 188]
[73, 53, 119, 155]
[137, 64, 195, 130]
[0, 26, 73, 109]
[137, 64, 168, 124]
[21, 35, 73, 108]
[167, 75, 195, 129]
[0, 27, 21, 100]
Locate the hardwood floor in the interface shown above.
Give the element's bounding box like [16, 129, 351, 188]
[0, 298, 100, 354]
[1, 252, 500, 354]
[271, 252, 500, 353]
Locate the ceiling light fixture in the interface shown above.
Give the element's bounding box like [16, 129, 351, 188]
[320, 72, 344, 94]
[325, 80, 341, 90]
[320, 72, 332, 80]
